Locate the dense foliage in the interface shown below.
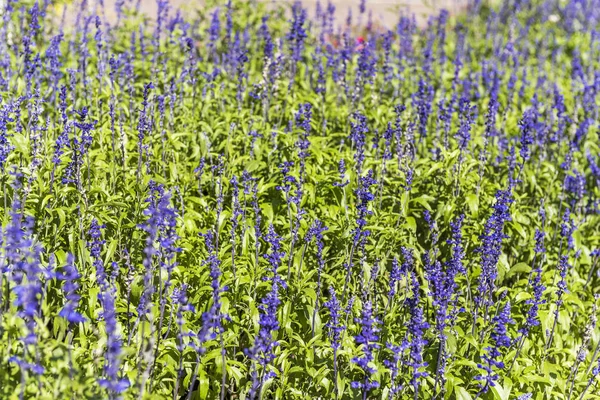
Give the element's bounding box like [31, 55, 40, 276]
[0, 0, 599, 398]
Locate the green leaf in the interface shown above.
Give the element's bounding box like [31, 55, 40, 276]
[454, 386, 473, 400]
[466, 193, 479, 216]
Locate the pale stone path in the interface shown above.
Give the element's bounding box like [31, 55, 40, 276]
[54, 0, 467, 29]
[265, 0, 467, 26]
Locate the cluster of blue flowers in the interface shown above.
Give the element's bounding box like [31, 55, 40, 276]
[0, 0, 599, 399]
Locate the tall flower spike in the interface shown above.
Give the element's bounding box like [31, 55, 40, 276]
[333, 159, 349, 188]
[448, 214, 466, 277]
[475, 302, 514, 395]
[349, 112, 369, 175]
[98, 284, 130, 397]
[385, 337, 409, 399]
[456, 98, 475, 158]
[295, 103, 312, 183]
[324, 286, 345, 399]
[52, 86, 69, 167]
[246, 225, 285, 400]
[197, 229, 226, 345]
[276, 161, 303, 281]
[567, 301, 597, 399]
[173, 284, 194, 352]
[351, 300, 381, 399]
[307, 220, 329, 335]
[88, 220, 129, 396]
[521, 229, 546, 336]
[286, 1, 307, 85]
[59, 253, 86, 324]
[414, 78, 434, 140]
[475, 188, 513, 326]
[519, 108, 537, 163]
[387, 257, 402, 304]
[6, 176, 45, 379]
[343, 169, 376, 302]
[353, 170, 377, 246]
[88, 219, 108, 291]
[136, 82, 154, 180]
[62, 107, 97, 187]
[407, 271, 429, 399]
[133, 181, 179, 365]
[172, 284, 195, 397]
[230, 175, 242, 279]
[0, 102, 16, 172]
[325, 287, 344, 352]
[248, 174, 262, 278]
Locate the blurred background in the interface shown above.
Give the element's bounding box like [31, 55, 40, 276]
[52, 0, 469, 29]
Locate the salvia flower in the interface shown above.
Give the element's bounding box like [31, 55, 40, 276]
[456, 98, 475, 157]
[353, 169, 377, 245]
[58, 253, 86, 324]
[286, 1, 307, 83]
[447, 214, 466, 277]
[259, 15, 273, 60]
[568, 301, 598, 399]
[173, 284, 194, 352]
[144, 182, 180, 348]
[276, 161, 304, 255]
[276, 161, 297, 205]
[136, 82, 155, 179]
[475, 188, 513, 322]
[333, 159, 349, 188]
[197, 229, 226, 345]
[62, 107, 97, 187]
[229, 175, 242, 278]
[207, 7, 220, 53]
[587, 151, 600, 187]
[351, 300, 381, 398]
[349, 112, 369, 175]
[580, 303, 600, 398]
[0, 102, 16, 172]
[343, 169, 377, 301]
[5, 179, 45, 377]
[98, 283, 130, 396]
[135, 183, 172, 335]
[88, 220, 129, 396]
[565, 169, 587, 211]
[387, 257, 403, 304]
[560, 207, 575, 251]
[52, 86, 70, 166]
[88, 219, 108, 291]
[307, 219, 329, 334]
[45, 33, 64, 90]
[246, 225, 285, 399]
[171, 283, 195, 397]
[476, 302, 514, 394]
[547, 253, 570, 352]
[519, 108, 537, 163]
[248, 130, 262, 158]
[295, 103, 312, 181]
[413, 78, 434, 139]
[521, 230, 546, 336]
[248, 173, 262, 273]
[325, 286, 344, 351]
[355, 38, 377, 92]
[407, 271, 429, 398]
[384, 339, 409, 399]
